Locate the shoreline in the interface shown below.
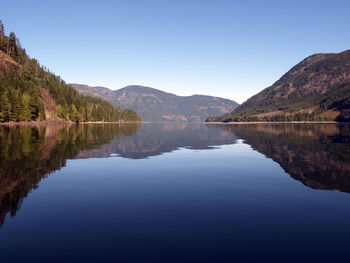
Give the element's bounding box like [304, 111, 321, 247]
[205, 121, 340, 124]
[0, 120, 143, 127]
[1, 120, 346, 127]
[79, 121, 142, 124]
[0, 120, 73, 127]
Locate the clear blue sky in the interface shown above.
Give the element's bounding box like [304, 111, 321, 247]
[1, 0, 350, 103]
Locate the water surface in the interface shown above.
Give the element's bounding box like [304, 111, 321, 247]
[0, 123, 350, 262]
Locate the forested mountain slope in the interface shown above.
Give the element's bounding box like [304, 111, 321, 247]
[207, 50, 350, 122]
[72, 84, 239, 122]
[0, 21, 141, 123]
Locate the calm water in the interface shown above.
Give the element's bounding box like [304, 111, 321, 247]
[0, 123, 350, 262]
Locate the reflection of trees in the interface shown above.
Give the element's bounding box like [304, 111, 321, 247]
[6, 123, 346, 228]
[211, 124, 350, 193]
[0, 123, 236, 227]
[0, 124, 140, 228]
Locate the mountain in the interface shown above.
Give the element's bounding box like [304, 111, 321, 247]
[71, 84, 239, 122]
[0, 20, 141, 123]
[207, 50, 350, 122]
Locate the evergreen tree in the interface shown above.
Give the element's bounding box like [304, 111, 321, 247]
[8, 32, 18, 61]
[0, 91, 9, 122]
[21, 93, 32, 121]
[8, 92, 21, 121]
[38, 102, 45, 121]
[0, 20, 4, 52]
[57, 104, 66, 120]
[69, 104, 79, 122]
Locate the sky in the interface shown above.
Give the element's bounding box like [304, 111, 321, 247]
[1, 0, 350, 103]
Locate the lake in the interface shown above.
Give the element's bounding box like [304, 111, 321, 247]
[0, 123, 350, 262]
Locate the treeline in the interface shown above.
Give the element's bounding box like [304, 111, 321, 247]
[0, 20, 141, 123]
[207, 113, 334, 123]
[207, 81, 350, 123]
[207, 112, 349, 123]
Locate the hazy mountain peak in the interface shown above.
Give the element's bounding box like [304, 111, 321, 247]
[71, 84, 239, 122]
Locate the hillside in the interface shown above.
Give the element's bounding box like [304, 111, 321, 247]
[0, 21, 141, 123]
[207, 50, 350, 122]
[71, 84, 239, 122]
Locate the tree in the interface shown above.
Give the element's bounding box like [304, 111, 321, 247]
[8, 92, 21, 121]
[0, 91, 9, 122]
[57, 104, 67, 120]
[21, 93, 32, 121]
[38, 103, 45, 121]
[0, 20, 4, 36]
[8, 32, 18, 61]
[0, 20, 4, 52]
[69, 104, 80, 122]
[29, 93, 40, 120]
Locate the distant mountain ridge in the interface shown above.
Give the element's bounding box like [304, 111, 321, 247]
[71, 84, 239, 122]
[207, 49, 350, 122]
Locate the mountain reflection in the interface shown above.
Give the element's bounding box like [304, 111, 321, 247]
[75, 123, 238, 159]
[1, 123, 349, 228]
[209, 123, 350, 193]
[0, 123, 237, 228]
